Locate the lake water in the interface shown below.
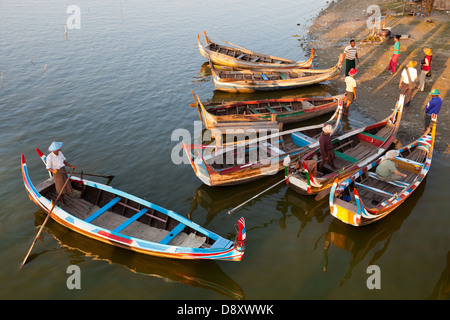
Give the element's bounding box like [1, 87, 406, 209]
[1, 0, 449, 300]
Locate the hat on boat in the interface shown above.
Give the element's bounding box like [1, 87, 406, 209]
[322, 124, 333, 133]
[348, 68, 357, 76]
[48, 141, 63, 152]
[407, 61, 417, 68]
[429, 89, 440, 95]
[423, 48, 432, 56]
[385, 150, 398, 159]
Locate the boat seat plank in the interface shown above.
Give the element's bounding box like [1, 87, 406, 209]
[85, 197, 121, 223]
[360, 131, 386, 142]
[159, 223, 186, 245]
[261, 73, 269, 80]
[248, 107, 260, 114]
[211, 237, 233, 249]
[355, 182, 395, 197]
[112, 208, 149, 233]
[368, 172, 409, 188]
[236, 53, 246, 60]
[281, 103, 293, 111]
[334, 151, 359, 163]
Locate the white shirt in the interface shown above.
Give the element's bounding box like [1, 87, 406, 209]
[345, 76, 357, 92]
[344, 45, 357, 60]
[46, 151, 66, 170]
[401, 67, 418, 84]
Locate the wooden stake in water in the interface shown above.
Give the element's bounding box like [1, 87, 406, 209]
[64, 24, 68, 40]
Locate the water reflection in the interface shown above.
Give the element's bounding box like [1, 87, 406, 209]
[427, 251, 450, 300]
[33, 210, 245, 300]
[317, 178, 427, 286]
[277, 188, 329, 237]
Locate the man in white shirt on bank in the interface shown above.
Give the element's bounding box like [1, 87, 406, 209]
[399, 61, 418, 108]
[344, 68, 357, 115]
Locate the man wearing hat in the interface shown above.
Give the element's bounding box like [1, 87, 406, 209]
[399, 61, 418, 108]
[46, 141, 76, 204]
[419, 48, 433, 92]
[344, 68, 357, 115]
[319, 124, 336, 171]
[376, 150, 407, 182]
[423, 89, 442, 130]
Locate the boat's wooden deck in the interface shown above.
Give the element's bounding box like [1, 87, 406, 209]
[41, 186, 209, 248]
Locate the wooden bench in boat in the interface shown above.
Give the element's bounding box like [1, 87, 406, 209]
[112, 208, 149, 233]
[334, 151, 358, 163]
[85, 197, 121, 223]
[159, 223, 186, 245]
[357, 131, 386, 147]
[355, 182, 395, 197]
[367, 172, 409, 188]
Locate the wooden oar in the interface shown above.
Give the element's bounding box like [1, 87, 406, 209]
[74, 171, 114, 180]
[19, 168, 75, 269]
[228, 173, 292, 215]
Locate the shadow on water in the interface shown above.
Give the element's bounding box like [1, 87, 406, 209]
[315, 176, 427, 287]
[427, 250, 450, 300]
[33, 210, 245, 300]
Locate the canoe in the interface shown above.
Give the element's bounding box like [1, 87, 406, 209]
[183, 101, 343, 186]
[191, 91, 344, 129]
[21, 150, 246, 261]
[209, 55, 343, 93]
[197, 31, 314, 70]
[287, 94, 405, 197]
[329, 114, 437, 226]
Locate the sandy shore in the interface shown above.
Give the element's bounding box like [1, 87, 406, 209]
[306, 0, 449, 151]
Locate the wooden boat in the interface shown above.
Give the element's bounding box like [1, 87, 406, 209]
[21, 149, 246, 261]
[191, 91, 344, 129]
[197, 31, 314, 69]
[329, 114, 437, 226]
[183, 101, 343, 186]
[287, 94, 405, 197]
[210, 55, 343, 93]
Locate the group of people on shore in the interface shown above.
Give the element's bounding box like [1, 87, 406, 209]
[341, 36, 442, 131]
[298, 35, 444, 183]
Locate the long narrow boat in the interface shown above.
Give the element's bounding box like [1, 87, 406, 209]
[210, 55, 343, 93]
[198, 31, 314, 70]
[21, 150, 246, 261]
[329, 114, 437, 226]
[183, 101, 343, 186]
[287, 94, 405, 197]
[191, 92, 344, 129]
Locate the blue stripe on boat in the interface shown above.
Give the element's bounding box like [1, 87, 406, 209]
[159, 223, 186, 245]
[85, 197, 121, 223]
[261, 73, 269, 80]
[112, 208, 148, 233]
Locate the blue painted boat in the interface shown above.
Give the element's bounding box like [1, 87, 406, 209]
[21, 149, 246, 261]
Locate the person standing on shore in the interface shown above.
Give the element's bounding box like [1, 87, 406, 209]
[419, 48, 433, 92]
[422, 89, 442, 131]
[343, 39, 359, 77]
[388, 35, 401, 74]
[46, 141, 76, 204]
[344, 68, 357, 115]
[399, 61, 418, 108]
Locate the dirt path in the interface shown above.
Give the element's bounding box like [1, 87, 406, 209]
[306, 0, 449, 151]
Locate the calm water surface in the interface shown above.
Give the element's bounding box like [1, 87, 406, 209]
[1, 0, 449, 300]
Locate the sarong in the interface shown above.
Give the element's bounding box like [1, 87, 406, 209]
[388, 53, 399, 74]
[53, 167, 72, 195]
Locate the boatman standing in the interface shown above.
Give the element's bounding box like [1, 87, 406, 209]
[46, 141, 76, 204]
[343, 39, 359, 77]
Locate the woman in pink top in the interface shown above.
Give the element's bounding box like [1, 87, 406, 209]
[419, 48, 432, 92]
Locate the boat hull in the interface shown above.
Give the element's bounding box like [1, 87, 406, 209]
[21, 154, 246, 261]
